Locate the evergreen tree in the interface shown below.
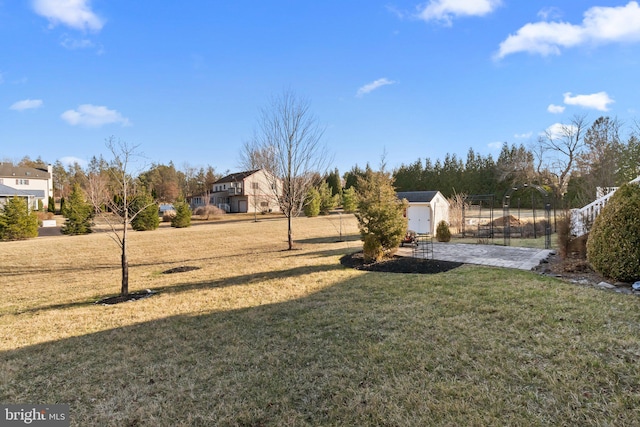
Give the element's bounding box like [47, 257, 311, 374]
[0, 196, 39, 240]
[61, 183, 93, 235]
[130, 189, 159, 231]
[171, 197, 192, 228]
[48, 196, 56, 213]
[355, 169, 408, 262]
[341, 186, 357, 213]
[304, 187, 321, 217]
[325, 168, 342, 196]
[343, 164, 367, 190]
[393, 159, 424, 191]
[318, 181, 337, 215]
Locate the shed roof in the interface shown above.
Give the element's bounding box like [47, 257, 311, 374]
[397, 191, 439, 203]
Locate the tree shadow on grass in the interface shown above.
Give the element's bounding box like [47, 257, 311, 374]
[294, 234, 361, 245]
[14, 263, 348, 315]
[1, 268, 623, 426]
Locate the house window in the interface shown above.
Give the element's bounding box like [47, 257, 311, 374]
[16, 179, 29, 185]
[252, 182, 259, 190]
[260, 201, 269, 207]
[0, 178, 3, 185]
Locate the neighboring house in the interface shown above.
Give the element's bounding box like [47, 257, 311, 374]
[397, 191, 450, 235]
[0, 163, 53, 210]
[192, 169, 281, 214]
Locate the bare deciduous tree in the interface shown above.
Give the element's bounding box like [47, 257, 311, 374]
[241, 91, 331, 249]
[88, 137, 154, 297]
[537, 114, 588, 200]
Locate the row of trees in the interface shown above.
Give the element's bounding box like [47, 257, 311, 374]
[34, 157, 221, 205]
[390, 115, 640, 208]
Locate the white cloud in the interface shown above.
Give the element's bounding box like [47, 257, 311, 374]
[563, 92, 614, 111]
[547, 104, 565, 114]
[61, 104, 130, 127]
[59, 156, 87, 167]
[10, 99, 43, 111]
[537, 7, 562, 21]
[32, 0, 104, 31]
[514, 132, 533, 139]
[356, 78, 396, 97]
[496, 1, 640, 59]
[417, 0, 502, 25]
[61, 36, 94, 49]
[488, 141, 503, 150]
[543, 122, 578, 140]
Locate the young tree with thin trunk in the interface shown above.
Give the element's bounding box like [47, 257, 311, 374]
[241, 90, 331, 250]
[88, 137, 154, 297]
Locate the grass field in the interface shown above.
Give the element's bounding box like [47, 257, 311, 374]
[2, 214, 640, 426]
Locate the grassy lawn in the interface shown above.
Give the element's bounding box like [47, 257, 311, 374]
[2, 214, 640, 426]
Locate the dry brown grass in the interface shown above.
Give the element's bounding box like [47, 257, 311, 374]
[0, 214, 361, 350]
[2, 214, 640, 426]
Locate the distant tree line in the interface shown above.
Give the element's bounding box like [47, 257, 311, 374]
[3, 155, 222, 206]
[7, 114, 640, 213]
[383, 115, 640, 209]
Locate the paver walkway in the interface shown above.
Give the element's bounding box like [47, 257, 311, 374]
[398, 242, 553, 271]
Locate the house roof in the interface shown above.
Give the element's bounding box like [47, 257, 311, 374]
[397, 191, 439, 203]
[0, 163, 50, 179]
[214, 170, 260, 184]
[0, 183, 44, 198]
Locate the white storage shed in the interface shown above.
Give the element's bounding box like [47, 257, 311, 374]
[397, 191, 450, 235]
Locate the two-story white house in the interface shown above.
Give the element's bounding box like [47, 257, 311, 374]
[193, 169, 281, 214]
[0, 163, 53, 210]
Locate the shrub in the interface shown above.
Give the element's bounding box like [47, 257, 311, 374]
[0, 196, 39, 240]
[587, 183, 640, 282]
[194, 205, 226, 220]
[355, 170, 407, 263]
[36, 211, 54, 222]
[171, 198, 192, 228]
[130, 192, 159, 231]
[436, 220, 451, 242]
[304, 187, 321, 217]
[61, 183, 93, 235]
[47, 196, 56, 213]
[362, 234, 384, 263]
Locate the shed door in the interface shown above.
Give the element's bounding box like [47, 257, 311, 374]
[407, 205, 431, 234]
[238, 200, 248, 213]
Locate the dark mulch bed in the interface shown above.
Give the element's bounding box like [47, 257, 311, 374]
[340, 251, 463, 274]
[95, 289, 157, 305]
[162, 266, 201, 274]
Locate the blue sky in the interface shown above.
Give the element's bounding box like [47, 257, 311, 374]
[2, 1, 640, 175]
